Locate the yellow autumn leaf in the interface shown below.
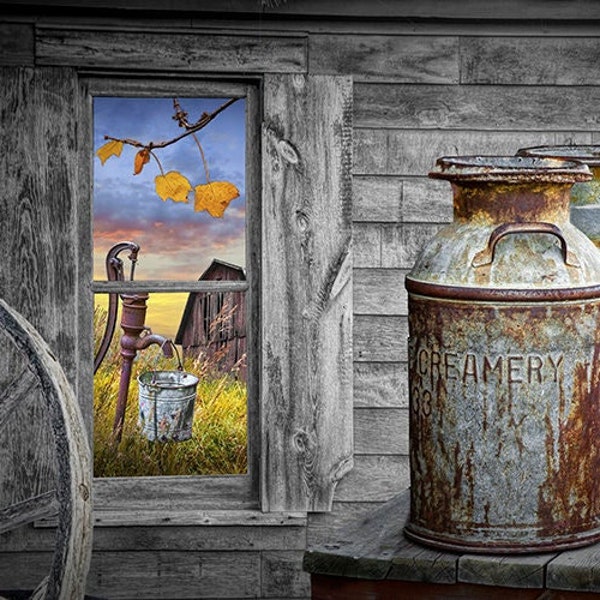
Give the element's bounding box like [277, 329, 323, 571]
[96, 140, 124, 165]
[194, 181, 240, 217]
[134, 148, 151, 175]
[155, 171, 192, 203]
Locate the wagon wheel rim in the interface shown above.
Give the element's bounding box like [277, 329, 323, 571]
[0, 299, 92, 600]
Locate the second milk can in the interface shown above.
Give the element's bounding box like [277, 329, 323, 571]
[518, 144, 600, 247]
[404, 156, 600, 553]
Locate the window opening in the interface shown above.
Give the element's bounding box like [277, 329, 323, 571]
[92, 95, 248, 478]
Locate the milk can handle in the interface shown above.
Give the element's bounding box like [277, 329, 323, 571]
[472, 222, 581, 268]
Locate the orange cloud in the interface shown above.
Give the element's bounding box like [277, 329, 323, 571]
[93, 215, 245, 281]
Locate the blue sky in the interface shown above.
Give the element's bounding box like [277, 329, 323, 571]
[93, 96, 246, 281]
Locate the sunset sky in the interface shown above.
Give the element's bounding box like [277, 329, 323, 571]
[93, 96, 246, 339]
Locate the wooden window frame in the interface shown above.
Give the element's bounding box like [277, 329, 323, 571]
[80, 72, 353, 520]
[86, 77, 261, 513]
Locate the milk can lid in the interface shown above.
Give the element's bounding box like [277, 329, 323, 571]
[430, 155, 592, 183]
[517, 145, 600, 168]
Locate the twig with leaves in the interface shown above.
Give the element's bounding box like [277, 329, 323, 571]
[96, 97, 241, 218]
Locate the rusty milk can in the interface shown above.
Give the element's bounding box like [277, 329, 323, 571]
[404, 155, 600, 553]
[518, 145, 600, 247]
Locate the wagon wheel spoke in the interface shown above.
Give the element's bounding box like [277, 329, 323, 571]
[0, 490, 56, 535]
[0, 366, 39, 429]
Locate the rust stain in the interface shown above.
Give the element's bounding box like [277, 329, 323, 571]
[407, 294, 600, 550]
[454, 182, 573, 225]
[538, 338, 600, 538]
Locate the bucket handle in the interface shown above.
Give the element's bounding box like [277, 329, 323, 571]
[472, 222, 581, 269]
[150, 340, 184, 385]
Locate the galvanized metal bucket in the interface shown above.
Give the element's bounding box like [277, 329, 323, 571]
[138, 369, 199, 442]
[518, 145, 600, 247]
[405, 156, 600, 553]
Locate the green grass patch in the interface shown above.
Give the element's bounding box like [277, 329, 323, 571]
[93, 306, 247, 477]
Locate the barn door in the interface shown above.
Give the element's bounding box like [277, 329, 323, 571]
[261, 74, 354, 512]
[0, 66, 85, 523]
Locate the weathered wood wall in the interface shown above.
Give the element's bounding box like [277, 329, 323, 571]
[1, 1, 600, 598]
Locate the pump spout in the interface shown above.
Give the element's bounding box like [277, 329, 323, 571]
[135, 333, 174, 358]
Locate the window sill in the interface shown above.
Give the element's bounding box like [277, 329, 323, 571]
[35, 476, 306, 528]
[36, 507, 307, 528]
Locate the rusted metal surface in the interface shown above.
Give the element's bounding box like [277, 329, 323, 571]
[517, 145, 600, 247]
[113, 292, 173, 443]
[405, 156, 600, 552]
[517, 145, 600, 168]
[93, 241, 139, 374]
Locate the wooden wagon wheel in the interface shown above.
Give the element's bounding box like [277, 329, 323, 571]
[0, 299, 92, 599]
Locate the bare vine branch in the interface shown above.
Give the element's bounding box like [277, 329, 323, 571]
[103, 97, 240, 151]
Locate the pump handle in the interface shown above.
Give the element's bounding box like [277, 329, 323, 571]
[93, 241, 141, 373]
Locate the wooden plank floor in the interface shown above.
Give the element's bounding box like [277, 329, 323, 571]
[304, 489, 600, 598]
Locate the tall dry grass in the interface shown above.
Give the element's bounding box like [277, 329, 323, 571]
[93, 305, 247, 477]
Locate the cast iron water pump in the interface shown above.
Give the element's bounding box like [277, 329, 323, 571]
[94, 242, 173, 443]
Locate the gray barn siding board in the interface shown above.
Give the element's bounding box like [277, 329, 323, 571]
[353, 362, 409, 409]
[333, 455, 410, 503]
[260, 0, 600, 20]
[0, 550, 266, 599]
[85, 551, 262, 599]
[355, 83, 600, 130]
[0, 66, 80, 379]
[402, 177, 453, 224]
[0, 65, 82, 520]
[92, 477, 257, 512]
[309, 34, 459, 83]
[461, 36, 600, 85]
[0, 23, 34, 66]
[307, 502, 385, 548]
[2, 522, 307, 552]
[0, 551, 54, 591]
[35, 27, 307, 73]
[353, 223, 381, 268]
[6, 0, 600, 20]
[354, 268, 408, 316]
[354, 315, 408, 363]
[354, 222, 443, 270]
[262, 551, 312, 598]
[261, 73, 353, 513]
[353, 224, 446, 269]
[354, 408, 409, 455]
[354, 129, 593, 176]
[354, 175, 452, 224]
[353, 176, 403, 223]
[381, 223, 445, 269]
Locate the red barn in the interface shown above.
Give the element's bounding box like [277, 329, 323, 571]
[175, 259, 247, 380]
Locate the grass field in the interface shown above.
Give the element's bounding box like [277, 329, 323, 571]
[93, 306, 247, 477]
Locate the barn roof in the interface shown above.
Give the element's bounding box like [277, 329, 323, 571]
[174, 259, 246, 345]
[199, 258, 246, 281]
